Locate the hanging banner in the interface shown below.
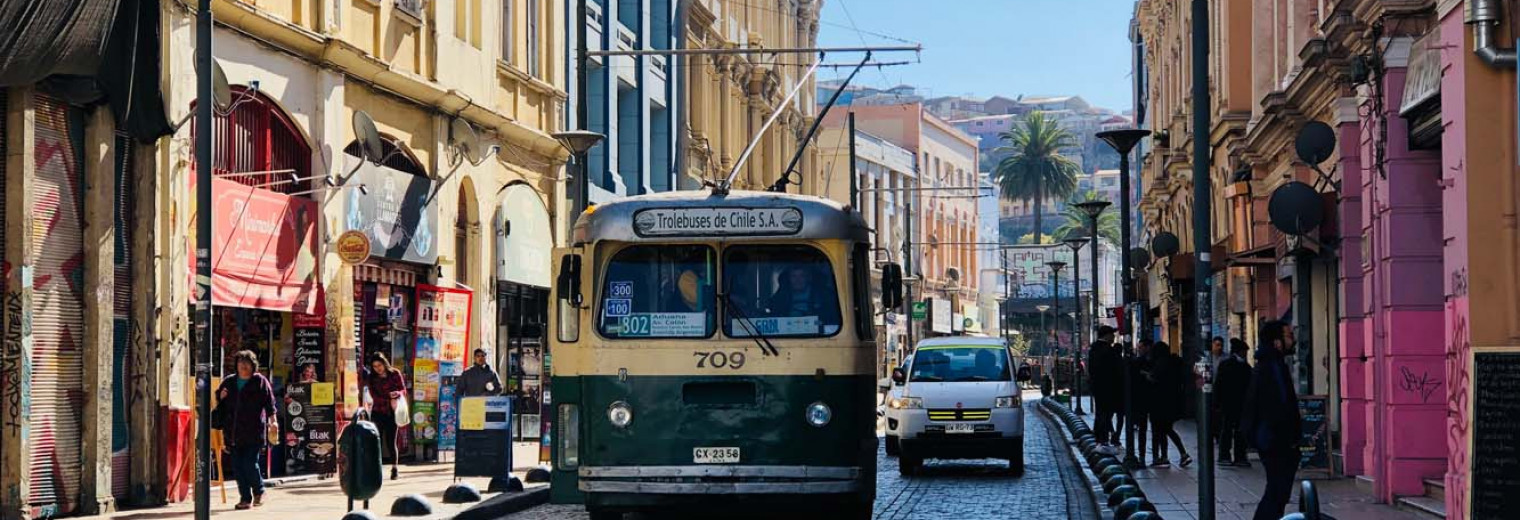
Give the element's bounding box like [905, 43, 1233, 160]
[343, 158, 439, 264]
[210, 178, 320, 312]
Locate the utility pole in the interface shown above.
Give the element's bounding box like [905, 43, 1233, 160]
[848, 112, 858, 208]
[1191, 0, 1216, 517]
[904, 175, 915, 355]
[194, 0, 214, 518]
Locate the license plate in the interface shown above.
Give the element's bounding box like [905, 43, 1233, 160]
[946, 423, 977, 434]
[693, 447, 741, 464]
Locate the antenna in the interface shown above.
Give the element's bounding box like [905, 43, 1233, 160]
[353, 110, 387, 164]
[1294, 121, 1340, 190]
[1267, 181, 1324, 236]
[449, 117, 497, 166]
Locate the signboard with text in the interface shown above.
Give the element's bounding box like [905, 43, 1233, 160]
[210, 178, 319, 313]
[413, 285, 473, 445]
[633, 207, 803, 237]
[343, 157, 439, 264]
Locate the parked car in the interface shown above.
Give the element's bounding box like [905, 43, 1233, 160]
[885, 337, 1031, 475]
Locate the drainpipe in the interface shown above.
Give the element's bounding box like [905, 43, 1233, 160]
[1468, 0, 1517, 68]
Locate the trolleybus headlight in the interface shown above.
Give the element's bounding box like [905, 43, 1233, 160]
[805, 402, 833, 427]
[607, 401, 633, 428]
[995, 395, 1021, 408]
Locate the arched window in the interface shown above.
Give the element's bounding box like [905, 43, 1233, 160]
[197, 87, 312, 194]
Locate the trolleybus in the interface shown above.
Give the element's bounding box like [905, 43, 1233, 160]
[548, 189, 901, 519]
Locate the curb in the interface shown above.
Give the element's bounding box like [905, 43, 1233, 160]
[453, 486, 550, 520]
[1039, 399, 1158, 520]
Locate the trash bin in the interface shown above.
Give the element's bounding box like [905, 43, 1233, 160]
[338, 411, 384, 511]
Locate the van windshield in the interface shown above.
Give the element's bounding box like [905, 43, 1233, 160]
[909, 346, 1010, 382]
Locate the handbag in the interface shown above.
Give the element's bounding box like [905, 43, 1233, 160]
[393, 395, 411, 427]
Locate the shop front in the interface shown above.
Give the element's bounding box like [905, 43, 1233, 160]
[494, 184, 553, 449]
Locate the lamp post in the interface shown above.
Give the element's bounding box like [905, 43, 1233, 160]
[1035, 303, 1050, 359]
[1094, 128, 1148, 470]
[1045, 260, 1066, 403]
[1060, 237, 1089, 415]
[552, 130, 606, 222]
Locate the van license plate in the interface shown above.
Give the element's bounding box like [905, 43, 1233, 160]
[946, 423, 976, 434]
[693, 447, 740, 464]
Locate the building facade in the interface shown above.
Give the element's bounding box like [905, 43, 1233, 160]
[1133, 1, 1520, 518]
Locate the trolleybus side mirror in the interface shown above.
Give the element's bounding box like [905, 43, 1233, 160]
[557, 254, 583, 306]
[882, 263, 904, 311]
[891, 367, 907, 385]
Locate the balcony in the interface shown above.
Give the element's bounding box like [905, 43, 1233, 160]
[394, 0, 423, 22]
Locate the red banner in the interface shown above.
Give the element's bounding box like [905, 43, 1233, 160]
[211, 178, 320, 313]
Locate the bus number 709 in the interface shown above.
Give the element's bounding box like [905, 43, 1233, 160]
[694, 351, 746, 369]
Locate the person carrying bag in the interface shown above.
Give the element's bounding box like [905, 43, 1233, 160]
[365, 353, 409, 481]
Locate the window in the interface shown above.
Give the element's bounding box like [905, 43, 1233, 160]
[909, 345, 1010, 382]
[723, 245, 842, 338]
[500, 0, 514, 63]
[850, 243, 874, 339]
[456, 0, 483, 48]
[598, 245, 716, 339]
[526, 0, 540, 76]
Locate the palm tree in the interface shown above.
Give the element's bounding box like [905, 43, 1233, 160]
[1053, 191, 1121, 245]
[993, 111, 1082, 244]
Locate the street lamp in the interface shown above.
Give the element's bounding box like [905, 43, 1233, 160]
[1061, 236, 1090, 415]
[552, 130, 606, 221]
[1045, 260, 1066, 405]
[1035, 304, 1051, 356]
[1095, 128, 1147, 470]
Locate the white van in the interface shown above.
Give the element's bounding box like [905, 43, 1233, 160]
[884, 337, 1031, 475]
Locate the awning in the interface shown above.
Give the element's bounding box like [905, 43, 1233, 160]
[0, 0, 171, 140]
[1225, 243, 1279, 267]
[495, 184, 553, 287]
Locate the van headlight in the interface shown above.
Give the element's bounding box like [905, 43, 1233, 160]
[995, 395, 1021, 408]
[889, 397, 923, 409]
[607, 401, 633, 428]
[805, 402, 832, 427]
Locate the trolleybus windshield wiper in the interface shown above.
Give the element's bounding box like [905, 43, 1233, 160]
[722, 292, 779, 357]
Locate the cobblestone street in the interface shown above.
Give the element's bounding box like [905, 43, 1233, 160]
[505, 398, 1097, 520]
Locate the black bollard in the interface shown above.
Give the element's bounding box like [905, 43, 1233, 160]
[390, 494, 436, 516]
[443, 483, 483, 504]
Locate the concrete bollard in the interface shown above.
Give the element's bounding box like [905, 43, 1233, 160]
[443, 483, 483, 504]
[525, 467, 552, 483]
[390, 494, 436, 516]
[1102, 473, 1134, 494]
[1098, 464, 1127, 482]
[1107, 484, 1144, 507]
[340, 511, 380, 520]
[488, 475, 525, 493]
[1113, 497, 1156, 520]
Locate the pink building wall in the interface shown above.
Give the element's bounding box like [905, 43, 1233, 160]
[1438, 10, 1471, 520]
[1347, 41, 1448, 502]
[1335, 98, 1368, 478]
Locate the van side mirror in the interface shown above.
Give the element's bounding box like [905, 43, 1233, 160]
[881, 263, 904, 311]
[556, 254, 582, 305]
[891, 367, 907, 385]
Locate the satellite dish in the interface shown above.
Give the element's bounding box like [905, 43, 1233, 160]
[352, 110, 385, 164]
[1151, 232, 1180, 258]
[211, 62, 233, 111]
[1268, 181, 1324, 235]
[1129, 247, 1152, 269]
[1295, 121, 1336, 166]
[449, 118, 483, 165]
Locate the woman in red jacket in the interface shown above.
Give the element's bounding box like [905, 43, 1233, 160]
[366, 352, 408, 479]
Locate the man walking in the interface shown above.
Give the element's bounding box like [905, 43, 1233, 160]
[460, 348, 503, 397]
[1086, 326, 1122, 450]
[1242, 321, 1302, 520]
[1216, 338, 1252, 467]
[1128, 338, 1153, 466]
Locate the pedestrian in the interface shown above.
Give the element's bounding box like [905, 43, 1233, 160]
[1128, 339, 1154, 466]
[1086, 325, 1123, 450]
[214, 350, 278, 510]
[460, 348, 503, 397]
[1208, 336, 1225, 462]
[366, 352, 409, 480]
[1242, 320, 1302, 520]
[1147, 341, 1191, 468]
[1216, 338, 1252, 467]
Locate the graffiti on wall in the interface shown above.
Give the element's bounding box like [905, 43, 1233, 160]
[1446, 293, 1470, 520]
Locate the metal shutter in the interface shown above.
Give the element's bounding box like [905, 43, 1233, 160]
[110, 133, 134, 502]
[29, 95, 85, 515]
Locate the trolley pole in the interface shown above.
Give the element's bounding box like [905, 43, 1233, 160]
[1190, 0, 1216, 516]
[194, 0, 214, 518]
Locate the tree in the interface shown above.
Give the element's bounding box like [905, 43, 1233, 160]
[1053, 191, 1121, 245]
[993, 111, 1082, 244]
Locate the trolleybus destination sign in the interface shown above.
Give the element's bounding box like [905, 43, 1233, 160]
[633, 207, 803, 237]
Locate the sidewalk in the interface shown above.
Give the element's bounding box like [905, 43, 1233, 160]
[1070, 396, 1423, 520]
[80, 443, 546, 520]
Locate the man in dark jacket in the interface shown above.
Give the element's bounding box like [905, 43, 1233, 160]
[1241, 321, 1302, 520]
[1215, 338, 1252, 466]
[460, 348, 503, 397]
[215, 350, 278, 509]
[1128, 338, 1154, 466]
[1086, 325, 1122, 447]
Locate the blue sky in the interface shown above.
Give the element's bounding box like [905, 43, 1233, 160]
[815, 0, 1137, 112]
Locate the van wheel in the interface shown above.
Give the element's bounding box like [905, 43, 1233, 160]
[898, 448, 922, 476]
[1006, 438, 1025, 476]
[885, 435, 900, 457]
[589, 511, 621, 520]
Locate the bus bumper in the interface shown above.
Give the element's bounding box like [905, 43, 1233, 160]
[577, 465, 864, 494]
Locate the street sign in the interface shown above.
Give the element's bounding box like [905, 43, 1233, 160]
[910, 301, 927, 321]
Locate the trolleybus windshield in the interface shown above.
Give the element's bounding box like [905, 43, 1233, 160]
[722, 245, 842, 338]
[598, 245, 717, 339]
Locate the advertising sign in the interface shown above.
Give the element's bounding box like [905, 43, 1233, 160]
[930, 298, 952, 334]
[283, 383, 337, 475]
[911, 301, 927, 321]
[335, 230, 371, 265]
[292, 313, 324, 381]
[438, 383, 458, 450]
[210, 178, 319, 313]
[455, 397, 512, 478]
[413, 285, 473, 445]
[632, 207, 803, 237]
[343, 158, 439, 264]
